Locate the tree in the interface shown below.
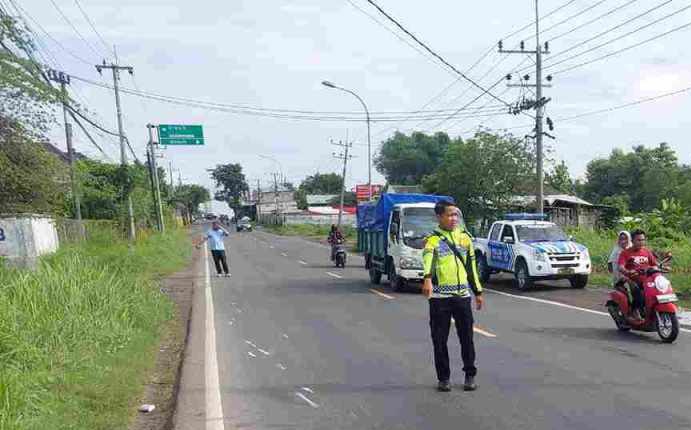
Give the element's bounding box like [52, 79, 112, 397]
[546, 161, 574, 194]
[583, 143, 681, 212]
[375, 131, 452, 184]
[295, 172, 343, 210]
[174, 184, 210, 223]
[1, 14, 60, 134]
[0, 119, 68, 214]
[210, 163, 249, 210]
[422, 131, 535, 223]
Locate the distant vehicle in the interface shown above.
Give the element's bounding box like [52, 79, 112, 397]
[205, 213, 217, 221]
[236, 216, 253, 232]
[473, 214, 591, 290]
[357, 193, 454, 292]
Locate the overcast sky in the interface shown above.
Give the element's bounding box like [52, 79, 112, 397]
[14, 0, 691, 211]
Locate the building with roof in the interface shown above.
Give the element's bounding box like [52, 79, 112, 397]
[509, 194, 608, 229]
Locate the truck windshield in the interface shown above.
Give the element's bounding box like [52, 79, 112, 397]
[516, 224, 568, 242]
[401, 208, 437, 249]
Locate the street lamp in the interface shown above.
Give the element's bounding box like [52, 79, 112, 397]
[321, 80, 372, 201]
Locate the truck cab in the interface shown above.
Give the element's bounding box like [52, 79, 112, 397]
[473, 214, 591, 290]
[357, 194, 454, 291]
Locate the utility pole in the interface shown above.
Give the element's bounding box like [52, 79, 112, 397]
[498, 0, 553, 215]
[272, 172, 280, 217]
[256, 179, 262, 222]
[332, 137, 354, 228]
[96, 59, 136, 240]
[47, 69, 84, 239]
[146, 124, 165, 232]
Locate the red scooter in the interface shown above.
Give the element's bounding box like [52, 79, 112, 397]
[606, 253, 680, 343]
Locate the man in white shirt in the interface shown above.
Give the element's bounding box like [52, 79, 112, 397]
[198, 220, 231, 277]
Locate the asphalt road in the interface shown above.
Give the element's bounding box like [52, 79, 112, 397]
[196, 227, 691, 430]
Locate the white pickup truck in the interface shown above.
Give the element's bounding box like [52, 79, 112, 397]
[473, 214, 591, 290]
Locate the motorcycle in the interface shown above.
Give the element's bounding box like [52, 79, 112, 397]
[331, 239, 347, 268]
[606, 253, 680, 343]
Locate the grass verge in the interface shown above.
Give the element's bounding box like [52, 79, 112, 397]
[0, 227, 191, 430]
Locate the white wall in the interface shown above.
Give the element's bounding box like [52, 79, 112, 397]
[0, 215, 60, 268]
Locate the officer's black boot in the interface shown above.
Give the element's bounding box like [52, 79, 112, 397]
[463, 374, 477, 391]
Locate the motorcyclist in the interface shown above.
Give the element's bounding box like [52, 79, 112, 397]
[328, 224, 344, 261]
[617, 229, 658, 320]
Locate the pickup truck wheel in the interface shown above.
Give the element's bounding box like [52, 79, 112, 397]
[569, 275, 588, 289]
[514, 260, 533, 291]
[478, 253, 491, 283]
[369, 266, 382, 285]
[388, 265, 405, 292]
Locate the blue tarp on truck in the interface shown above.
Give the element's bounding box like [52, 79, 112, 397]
[356, 193, 454, 257]
[356, 193, 454, 232]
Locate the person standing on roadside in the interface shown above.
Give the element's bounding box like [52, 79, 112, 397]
[422, 200, 484, 393]
[198, 220, 231, 277]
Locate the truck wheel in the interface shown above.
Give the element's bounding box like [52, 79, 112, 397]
[369, 266, 382, 285]
[478, 253, 491, 283]
[514, 260, 533, 291]
[388, 265, 405, 292]
[569, 275, 588, 289]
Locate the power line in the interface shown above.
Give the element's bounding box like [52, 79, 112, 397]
[551, 19, 691, 75]
[73, 0, 113, 57]
[6, 0, 94, 65]
[47, 0, 103, 59]
[362, 0, 514, 108]
[556, 84, 691, 121]
[548, 0, 641, 42]
[67, 104, 140, 162]
[343, 0, 453, 77]
[546, 0, 681, 66]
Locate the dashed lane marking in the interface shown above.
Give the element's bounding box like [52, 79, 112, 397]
[257, 348, 271, 356]
[295, 392, 320, 408]
[301, 387, 314, 393]
[281, 252, 288, 257]
[276, 363, 287, 370]
[247, 351, 257, 358]
[369, 288, 395, 300]
[298, 260, 308, 265]
[326, 272, 343, 279]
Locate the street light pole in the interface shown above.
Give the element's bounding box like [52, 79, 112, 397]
[321, 81, 372, 201]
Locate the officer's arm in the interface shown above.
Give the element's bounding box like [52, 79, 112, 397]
[464, 237, 483, 296]
[422, 237, 435, 279]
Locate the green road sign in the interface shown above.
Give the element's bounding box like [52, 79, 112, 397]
[158, 124, 204, 145]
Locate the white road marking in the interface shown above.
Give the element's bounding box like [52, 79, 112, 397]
[269, 245, 275, 249]
[485, 288, 691, 334]
[473, 326, 497, 338]
[369, 288, 395, 299]
[326, 271, 343, 279]
[203, 248, 226, 430]
[298, 260, 308, 265]
[257, 348, 271, 356]
[247, 351, 257, 358]
[295, 392, 320, 408]
[228, 321, 234, 326]
[244, 340, 257, 348]
[276, 363, 287, 370]
[282, 334, 289, 339]
[301, 387, 314, 393]
[281, 252, 288, 257]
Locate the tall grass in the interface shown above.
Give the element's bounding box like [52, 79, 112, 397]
[0, 227, 191, 429]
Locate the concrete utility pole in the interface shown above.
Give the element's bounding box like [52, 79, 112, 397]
[498, 0, 552, 215]
[96, 58, 136, 240]
[47, 69, 83, 238]
[332, 137, 354, 228]
[147, 124, 165, 232]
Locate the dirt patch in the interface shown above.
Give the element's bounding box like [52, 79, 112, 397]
[129, 244, 202, 430]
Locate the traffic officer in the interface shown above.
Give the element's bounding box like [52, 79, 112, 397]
[422, 199, 484, 392]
